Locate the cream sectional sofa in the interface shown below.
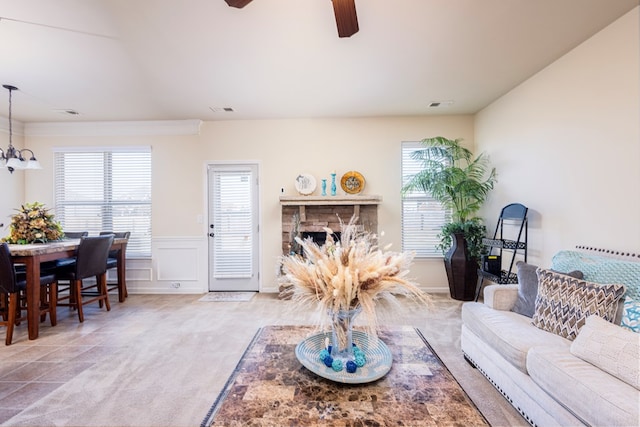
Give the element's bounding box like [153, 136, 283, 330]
[461, 251, 640, 427]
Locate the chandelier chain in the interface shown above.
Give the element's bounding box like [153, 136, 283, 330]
[7, 86, 12, 148]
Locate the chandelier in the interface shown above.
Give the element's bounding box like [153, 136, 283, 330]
[1, 84, 41, 173]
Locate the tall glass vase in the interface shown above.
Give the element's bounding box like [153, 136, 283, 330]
[330, 306, 361, 359]
[330, 173, 337, 196]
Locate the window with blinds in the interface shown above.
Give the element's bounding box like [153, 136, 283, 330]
[54, 147, 152, 258]
[401, 142, 451, 257]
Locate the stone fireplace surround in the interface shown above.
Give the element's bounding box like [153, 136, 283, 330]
[279, 195, 381, 255]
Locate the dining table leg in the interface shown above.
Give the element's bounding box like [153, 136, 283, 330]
[25, 257, 41, 340]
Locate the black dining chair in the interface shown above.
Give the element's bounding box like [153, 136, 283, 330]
[64, 231, 89, 239]
[55, 234, 114, 322]
[52, 231, 89, 270]
[100, 231, 130, 302]
[0, 243, 58, 345]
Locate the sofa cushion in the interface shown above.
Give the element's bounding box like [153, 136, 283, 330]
[511, 261, 583, 318]
[571, 315, 640, 389]
[527, 346, 640, 427]
[462, 302, 570, 374]
[483, 284, 519, 311]
[532, 268, 626, 340]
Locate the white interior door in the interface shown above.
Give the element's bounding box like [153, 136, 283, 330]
[208, 163, 259, 291]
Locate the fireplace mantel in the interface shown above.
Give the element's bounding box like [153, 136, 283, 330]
[279, 195, 381, 205]
[279, 195, 381, 221]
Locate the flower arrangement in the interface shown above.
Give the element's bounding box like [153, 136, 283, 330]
[3, 202, 63, 244]
[281, 216, 430, 342]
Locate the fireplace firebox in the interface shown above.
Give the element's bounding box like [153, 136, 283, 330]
[280, 195, 381, 255]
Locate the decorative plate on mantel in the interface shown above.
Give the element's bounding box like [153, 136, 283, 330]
[295, 173, 317, 195]
[341, 171, 365, 194]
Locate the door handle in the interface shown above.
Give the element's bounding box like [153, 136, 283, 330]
[209, 233, 215, 237]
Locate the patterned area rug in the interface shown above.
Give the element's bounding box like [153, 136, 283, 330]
[201, 325, 488, 426]
[198, 292, 256, 302]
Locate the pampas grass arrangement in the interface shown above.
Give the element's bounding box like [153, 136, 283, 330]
[281, 216, 431, 343]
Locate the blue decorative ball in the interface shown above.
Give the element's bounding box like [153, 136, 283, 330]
[346, 360, 357, 373]
[355, 354, 366, 367]
[319, 349, 330, 362]
[323, 355, 334, 367]
[331, 359, 343, 372]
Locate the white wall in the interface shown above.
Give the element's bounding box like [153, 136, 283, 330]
[475, 7, 640, 265]
[20, 115, 475, 294]
[13, 7, 638, 293]
[0, 124, 25, 229]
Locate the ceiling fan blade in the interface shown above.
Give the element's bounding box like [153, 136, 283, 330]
[224, 0, 253, 8]
[332, 0, 359, 38]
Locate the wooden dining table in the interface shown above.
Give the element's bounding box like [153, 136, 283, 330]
[8, 237, 128, 340]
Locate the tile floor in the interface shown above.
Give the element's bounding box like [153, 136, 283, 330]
[0, 292, 526, 426]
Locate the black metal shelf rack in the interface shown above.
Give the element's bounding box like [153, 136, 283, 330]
[475, 203, 528, 300]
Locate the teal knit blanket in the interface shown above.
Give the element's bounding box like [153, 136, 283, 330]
[551, 250, 640, 300]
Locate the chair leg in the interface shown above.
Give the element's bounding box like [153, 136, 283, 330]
[0, 294, 7, 322]
[14, 293, 22, 326]
[97, 274, 105, 309]
[100, 274, 111, 312]
[40, 290, 48, 323]
[5, 294, 17, 345]
[49, 282, 57, 326]
[74, 280, 84, 323]
[68, 283, 77, 310]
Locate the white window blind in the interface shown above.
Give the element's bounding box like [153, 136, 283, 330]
[54, 147, 152, 258]
[401, 142, 451, 257]
[212, 169, 253, 278]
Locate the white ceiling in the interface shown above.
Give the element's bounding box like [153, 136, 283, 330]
[0, 0, 637, 123]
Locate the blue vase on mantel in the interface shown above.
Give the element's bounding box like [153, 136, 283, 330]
[321, 179, 327, 196]
[330, 173, 337, 196]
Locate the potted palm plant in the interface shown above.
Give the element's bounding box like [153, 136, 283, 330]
[402, 136, 497, 301]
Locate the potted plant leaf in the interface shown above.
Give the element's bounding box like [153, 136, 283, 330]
[402, 136, 497, 301]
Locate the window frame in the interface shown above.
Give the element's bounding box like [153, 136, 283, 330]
[53, 146, 152, 258]
[401, 141, 451, 258]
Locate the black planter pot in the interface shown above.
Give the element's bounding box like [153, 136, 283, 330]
[443, 233, 478, 301]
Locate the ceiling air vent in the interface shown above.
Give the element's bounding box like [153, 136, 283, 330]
[428, 100, 454, 108]
[210, 107, 235, 113]
[53, 109, 80, 115]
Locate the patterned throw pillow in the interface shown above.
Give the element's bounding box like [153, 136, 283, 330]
[511, 261, 583, 318]
[532, 268, 626, 340]
[621, 297, 640, 333]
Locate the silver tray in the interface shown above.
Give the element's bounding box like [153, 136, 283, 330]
[295, 330, 392, 384]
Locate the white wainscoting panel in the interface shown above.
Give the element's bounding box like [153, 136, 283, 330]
[126, 237, 208, 294]
[156, 247, 199, 280]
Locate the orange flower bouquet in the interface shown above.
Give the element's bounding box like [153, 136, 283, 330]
[3, 202, 63, 244]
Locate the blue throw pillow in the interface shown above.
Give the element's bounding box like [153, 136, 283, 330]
[621, 296, 640, 333]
